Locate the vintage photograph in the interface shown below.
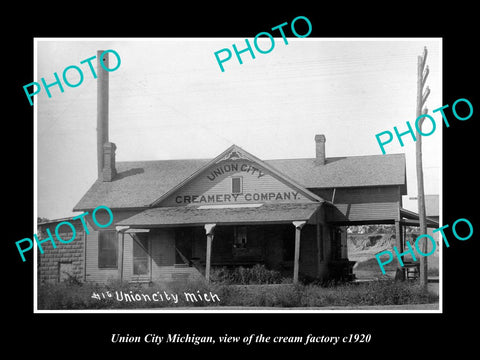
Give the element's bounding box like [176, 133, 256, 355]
[34, 38, 442, 312]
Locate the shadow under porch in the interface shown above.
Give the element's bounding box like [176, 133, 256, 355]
[115, 202, 339, 284]
[175, 224, 302, 279]
[119, 222, 333, 284]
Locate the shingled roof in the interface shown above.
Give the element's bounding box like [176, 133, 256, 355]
[73, 153, 406, 211]
[116, 203, 322, 227]
[267, 154, 406, 189]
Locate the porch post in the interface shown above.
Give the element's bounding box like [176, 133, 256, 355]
[116, 226, 129, 283]
[204, 224, 216, 283]
[292, 221, 307, 285]
[119, 231, 125, 282]
[395, 220, 405, 280]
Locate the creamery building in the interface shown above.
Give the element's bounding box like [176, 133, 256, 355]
[37, 51, 411, 285]
[68, 136, 407, 285]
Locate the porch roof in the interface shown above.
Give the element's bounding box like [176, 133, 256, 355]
[116, 202, 322, 227]
[400, 207, 440, 228]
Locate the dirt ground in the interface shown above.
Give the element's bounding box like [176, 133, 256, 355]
[349, 252, 439, 279]
[349, 245, 440, 296]
[348, 232, 440, 280]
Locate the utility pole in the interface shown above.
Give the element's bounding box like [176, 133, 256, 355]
[416, 46, 430, 289]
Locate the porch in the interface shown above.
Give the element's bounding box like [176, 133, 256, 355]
[116, 203, 326, 284]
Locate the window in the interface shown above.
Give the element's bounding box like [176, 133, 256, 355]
[98, 231, 117, 268]
[233, 226, 247, 248]
[231, 176, 242, 194]
[133, 235, 149, 275]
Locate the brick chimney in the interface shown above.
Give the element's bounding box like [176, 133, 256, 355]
[97, 50, 116, 182]
[102, 142, 117, 181]
[315, 134, 326, 165]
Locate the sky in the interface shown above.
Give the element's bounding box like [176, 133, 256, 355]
[35, 38, 442, 220]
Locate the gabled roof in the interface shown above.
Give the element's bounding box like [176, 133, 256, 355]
[150, 144, 323, 206]
[73, 149, 406, 211]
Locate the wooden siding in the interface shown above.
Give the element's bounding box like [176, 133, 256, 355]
[85, 230, 119, 284]
[87, 209, 140, 231]
[311, 186, 401, 223]
[121, 232, 133, 281]
[84, 210, 141, 284]
[161, 160, 312, 206]
[329, 202, 400, 222]
[311, 186, 400, 204]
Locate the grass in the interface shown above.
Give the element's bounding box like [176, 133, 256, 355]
[37, 277, 438, 310]
[298, 281, 437, 307]
[37, 278, 231, 310]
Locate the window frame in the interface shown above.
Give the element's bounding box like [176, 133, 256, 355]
[98, 230, 118, 269]
[231, 176, 243, 194]
[233, 225, 248, 248]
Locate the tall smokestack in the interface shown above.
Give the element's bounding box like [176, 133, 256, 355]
[315, 134, 326, 165]
[97, 50, 109, 178]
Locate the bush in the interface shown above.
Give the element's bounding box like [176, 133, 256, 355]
[211, 264, 283, 285]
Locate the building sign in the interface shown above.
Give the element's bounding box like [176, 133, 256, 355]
[206, 163, 265, 181]
[175, 191, 301, 204]
[162, 159, 313, 206]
